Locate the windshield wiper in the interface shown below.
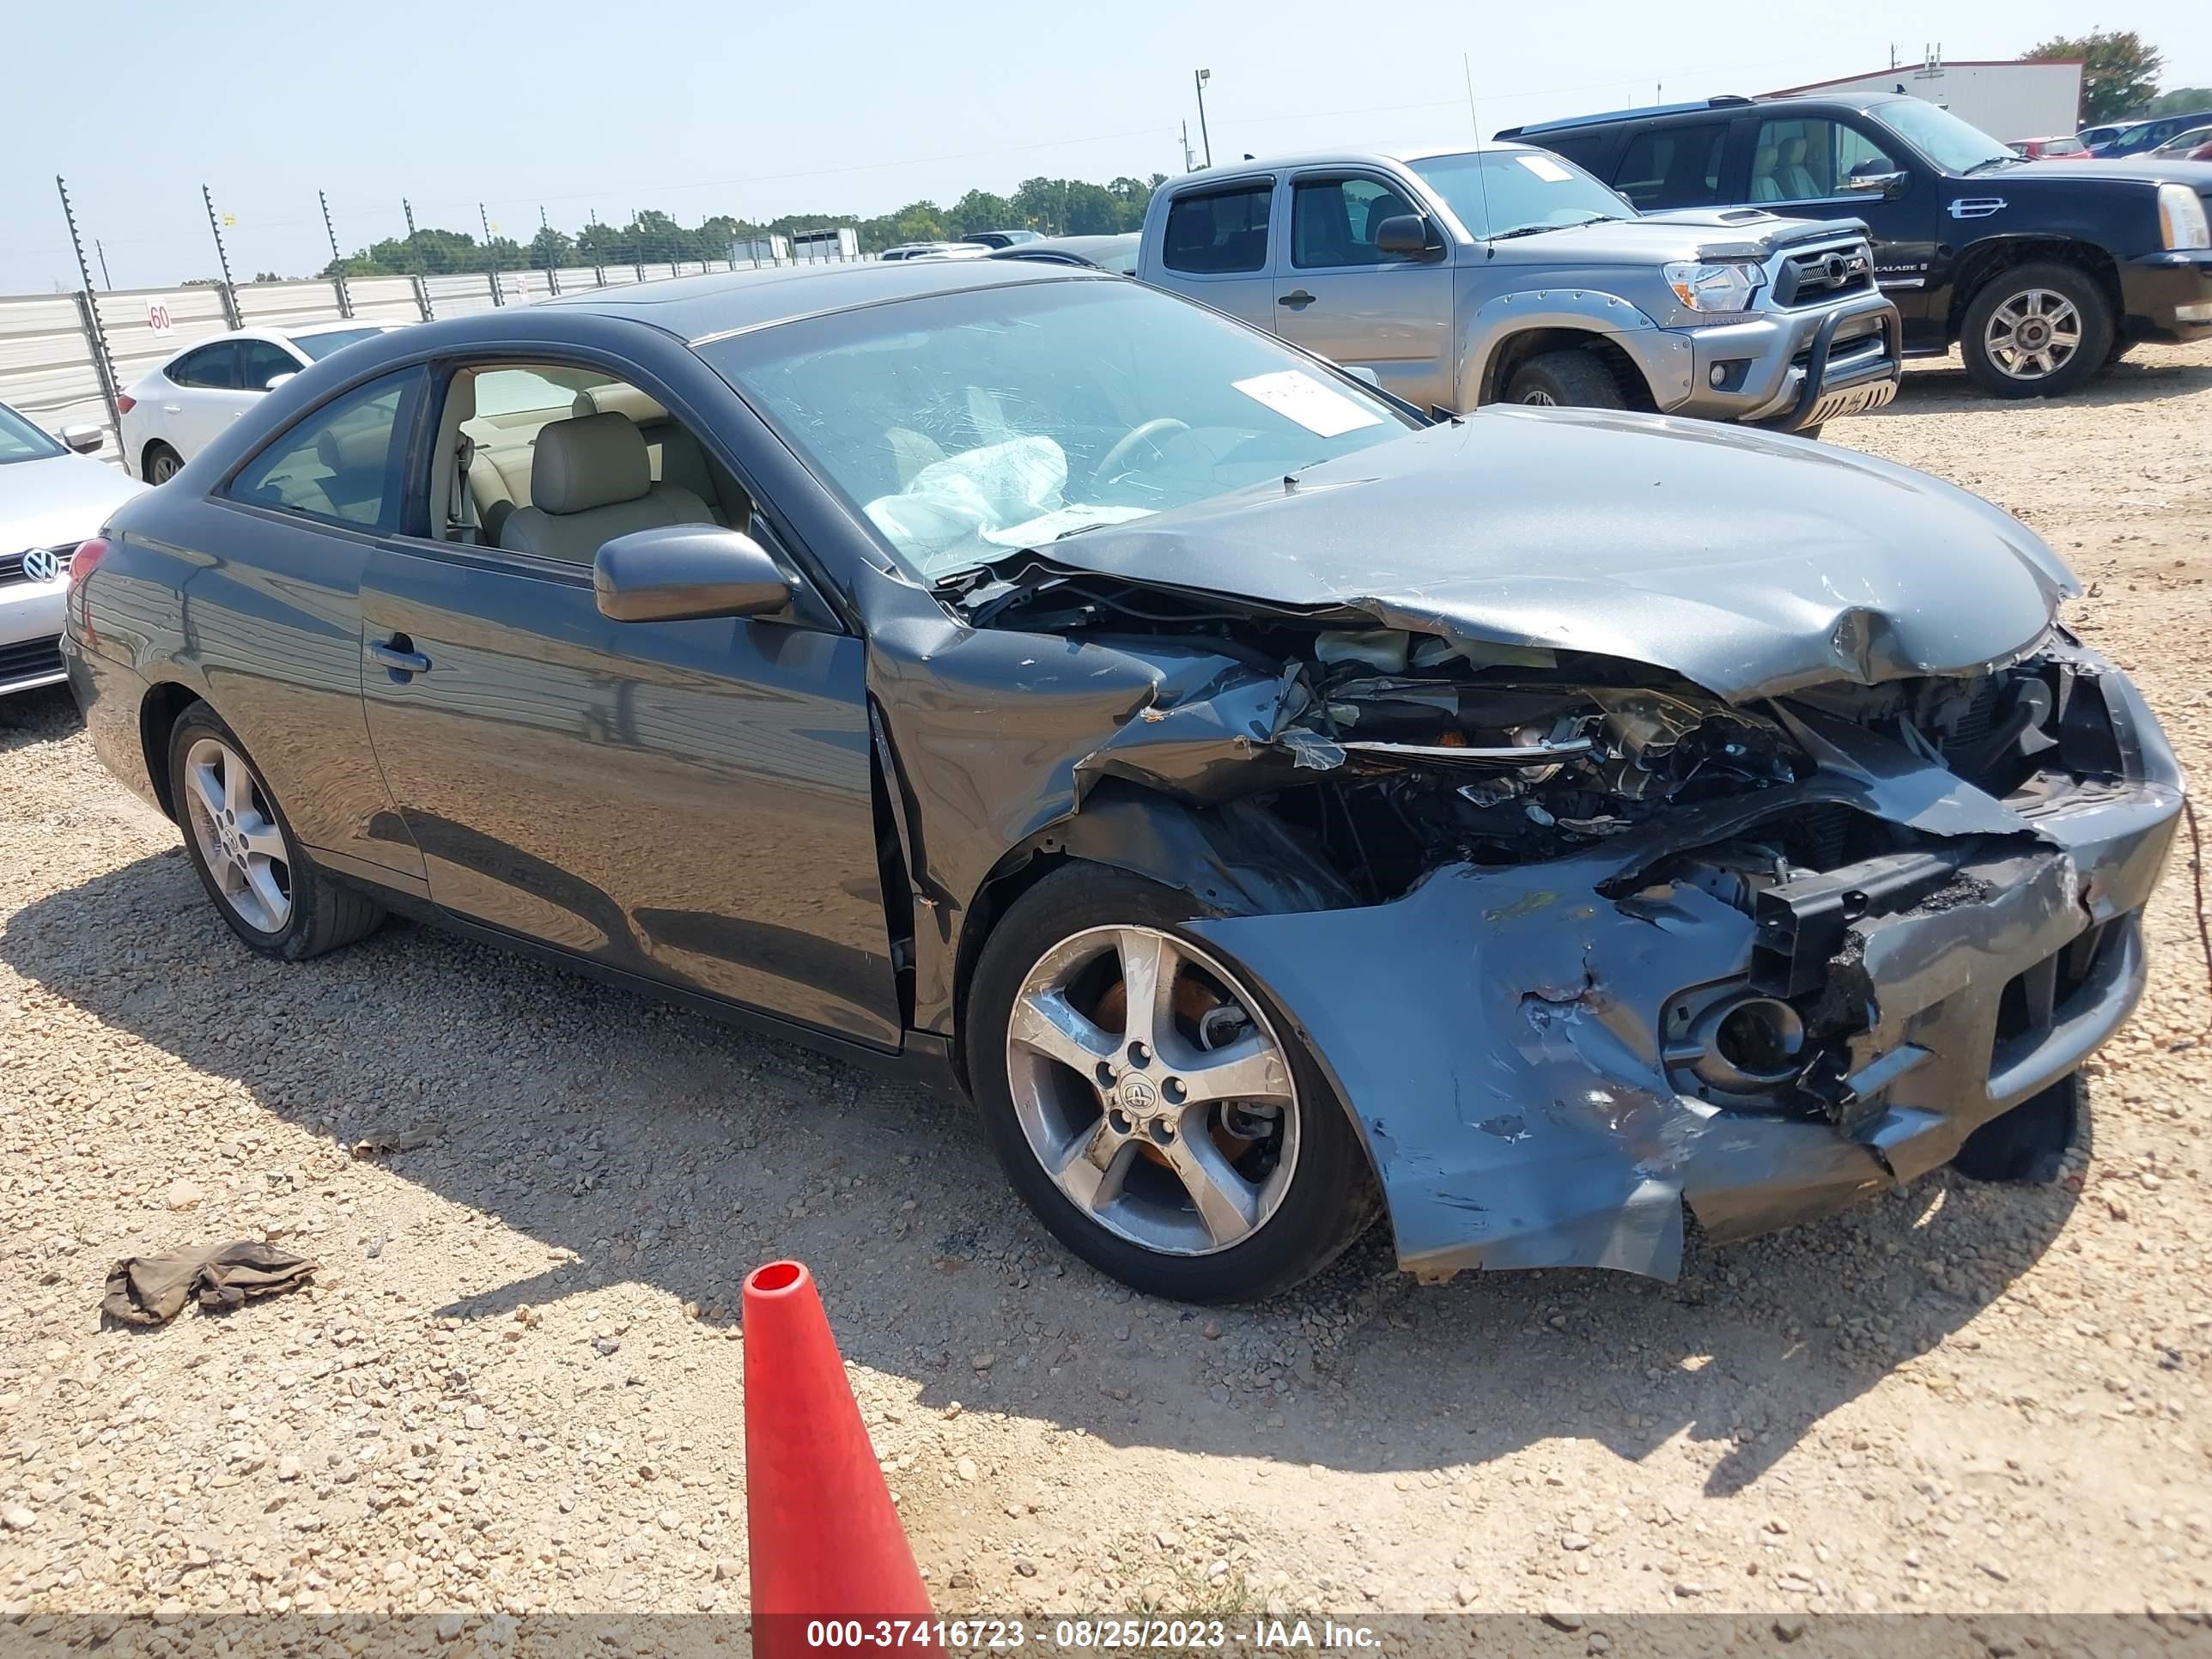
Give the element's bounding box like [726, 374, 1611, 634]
[1963, 156, 2019, 175]
[1491, 213, 1621, 240]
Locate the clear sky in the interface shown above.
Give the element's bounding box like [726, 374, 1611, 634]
[7, 0, 2208, 294]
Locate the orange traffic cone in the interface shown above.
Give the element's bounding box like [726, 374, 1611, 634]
[743, 1261, 936, 1656]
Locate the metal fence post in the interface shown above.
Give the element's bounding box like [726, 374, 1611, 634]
[594, 265, 607, 287]
[412, 274, 434, 322]
[319, 190, 354, 319]
[201, 186, 243, 327]
[70, 289, 123, 434]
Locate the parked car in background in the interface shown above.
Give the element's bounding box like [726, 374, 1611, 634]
[878, 242, 990, 262]
[1136, 143, 1899, 433]
[959, 229, 1043, 249]
[2149, 126, 2212, 164]
[2100, 112, 2212, 161]
[64, 260, 2181, 1301]
[1501, 94, 2212, 398]
[2011, 136, 2093, 161]
[2078, 123, 2130, 154]
[118, 321, 391, 483]
[1, 399, 140, 696]
[987, 233, 1140, 274]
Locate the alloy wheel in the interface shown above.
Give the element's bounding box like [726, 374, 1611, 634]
[149, 452, 181, 483]
[1983, 289, 2083, 381]
[181, 736, 293, 933]
[1520, 390, 1559, 405]
[1004, 925, 1300, 1257]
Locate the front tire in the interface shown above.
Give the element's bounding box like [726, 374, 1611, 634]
[1504, 349, 1630, 410]
[1960, 263, 2113, 398]
[969, 866, 1378, 1303]
[167, 701, 385, 960]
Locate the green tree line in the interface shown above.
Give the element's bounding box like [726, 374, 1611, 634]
[325, 174, 1168, 278]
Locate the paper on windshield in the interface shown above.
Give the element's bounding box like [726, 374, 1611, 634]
[1231, 370, 1385, 439]
[1516, 155, 1575, 183]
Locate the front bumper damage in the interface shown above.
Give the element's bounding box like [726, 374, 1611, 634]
[1182, 660, 2183, 1283]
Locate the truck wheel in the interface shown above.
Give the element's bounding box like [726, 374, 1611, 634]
[1960, 263, 2113, 398]
[1505, 349, 1628, 410]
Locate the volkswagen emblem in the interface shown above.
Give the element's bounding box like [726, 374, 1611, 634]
[21, 546, 59, 585]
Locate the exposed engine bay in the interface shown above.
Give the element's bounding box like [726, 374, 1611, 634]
[924, 552, 2183, 1281]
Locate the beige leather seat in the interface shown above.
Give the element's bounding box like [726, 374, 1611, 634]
[1751, 143, 1784, 202]
[1778, 136, 1821, 199]
[497, 413, 714, 563]
[572, 384, 728, 522]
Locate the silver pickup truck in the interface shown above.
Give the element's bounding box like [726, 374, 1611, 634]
[1136, 142, 1901, 433]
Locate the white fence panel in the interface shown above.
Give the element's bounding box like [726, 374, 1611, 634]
[0, 295, 112, 452]
[501, 271, 554, 306]
[553, 266, 604, 294]
[423, 273, 497, 318]
[234, 279, 348, 331]
[349, 276, 426, 326]
[596, 266, 641, 288]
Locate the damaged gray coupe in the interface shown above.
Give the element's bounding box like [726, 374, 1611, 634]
[67, 260, 2184, 1302]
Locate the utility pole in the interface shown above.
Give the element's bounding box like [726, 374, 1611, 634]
[1194, 69, 1213, 168]
[538, 204, 558, 293]
[319, 189, 353, 318]
[56, 175, 122, 429]
[201, 185, 241, 327]
[94, 240, 112, 289]
[1182, 121, 1195, 173]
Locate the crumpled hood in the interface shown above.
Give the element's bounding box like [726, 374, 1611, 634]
[1036, 409, 2076, 702]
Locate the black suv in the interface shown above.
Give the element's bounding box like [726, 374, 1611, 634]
[1498, 94, 2212, 398]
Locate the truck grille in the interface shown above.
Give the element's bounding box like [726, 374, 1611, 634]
[1772, 243, 1876, 307]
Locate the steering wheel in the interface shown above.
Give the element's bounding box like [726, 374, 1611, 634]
[1091, 418, 1190, 490]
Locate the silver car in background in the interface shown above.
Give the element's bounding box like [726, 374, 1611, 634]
[0, 403, 142, 696]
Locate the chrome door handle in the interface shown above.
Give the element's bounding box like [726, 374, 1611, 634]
[162, 404, 182, 414]
[368, 636, 431, 677]
[1278, 289, 1316, 309]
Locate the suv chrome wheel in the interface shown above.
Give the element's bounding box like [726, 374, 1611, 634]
[1983, 288, 2083, 381]
[1004, 924, 1300, 1256]
[181, 736, 293, 933]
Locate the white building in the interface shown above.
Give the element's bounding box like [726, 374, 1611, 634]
[1765, 56, 2085, 143]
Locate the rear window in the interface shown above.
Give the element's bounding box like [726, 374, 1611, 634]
[1613, 123, 1729, 209]
[295, 327, 384, 362]
[1161, 185, 1272, 274]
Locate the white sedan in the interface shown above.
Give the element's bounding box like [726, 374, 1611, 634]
[1, 401, 141, 696]
[118, 321, 391, 483]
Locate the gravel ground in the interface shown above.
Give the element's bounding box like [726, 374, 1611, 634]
[3, 340, 2210, 1625]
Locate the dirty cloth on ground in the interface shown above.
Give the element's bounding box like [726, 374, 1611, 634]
[101, 1240, 319, 1325]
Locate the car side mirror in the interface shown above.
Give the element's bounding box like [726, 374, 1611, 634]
[264, 372, 296, 392]
[593, 525, 793, 623]
[1839, 167, 1906, 199]
[1373, 213, 1443, 258]
[58, 423, 105, 454]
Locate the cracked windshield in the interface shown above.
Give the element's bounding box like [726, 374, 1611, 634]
[708, 280, 1416, 578]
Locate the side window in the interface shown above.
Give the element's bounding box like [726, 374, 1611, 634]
[1539, 132, 1616, 175]
[1613, 123, 1729, 209]
[240, 339, 301, 391]
[1291, 177, 1421, 268]
[1752, 118, 1893, 202]
[225, 369, 421, 532]
[169, 343, 240, 390]
[1161, 185, 1273, 274]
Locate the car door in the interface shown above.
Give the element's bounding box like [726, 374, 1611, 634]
[201, 365, 432, 890]
[1744, 113, 1943, 349]
[1273, 171, 1455, 411]
[162, 341, 270, 459]
[1155, 177, 1280, 331]
[356, 357, 903, 1049]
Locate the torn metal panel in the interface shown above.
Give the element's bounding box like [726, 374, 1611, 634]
[1013, 413, 2077, 702]
[1192, 699, 2180, 1282]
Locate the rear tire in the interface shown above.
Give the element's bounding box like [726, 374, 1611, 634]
[167, 701, 385, 961]
[969, 865, 1379, 1303]
[1505, 349, 1630, 410]
[1960, 262, 2113, 398]
[143, 441, 183, 484]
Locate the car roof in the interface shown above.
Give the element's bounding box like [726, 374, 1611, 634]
[538, 257, 1101, 343]
[1167, 139, 1540, 186]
